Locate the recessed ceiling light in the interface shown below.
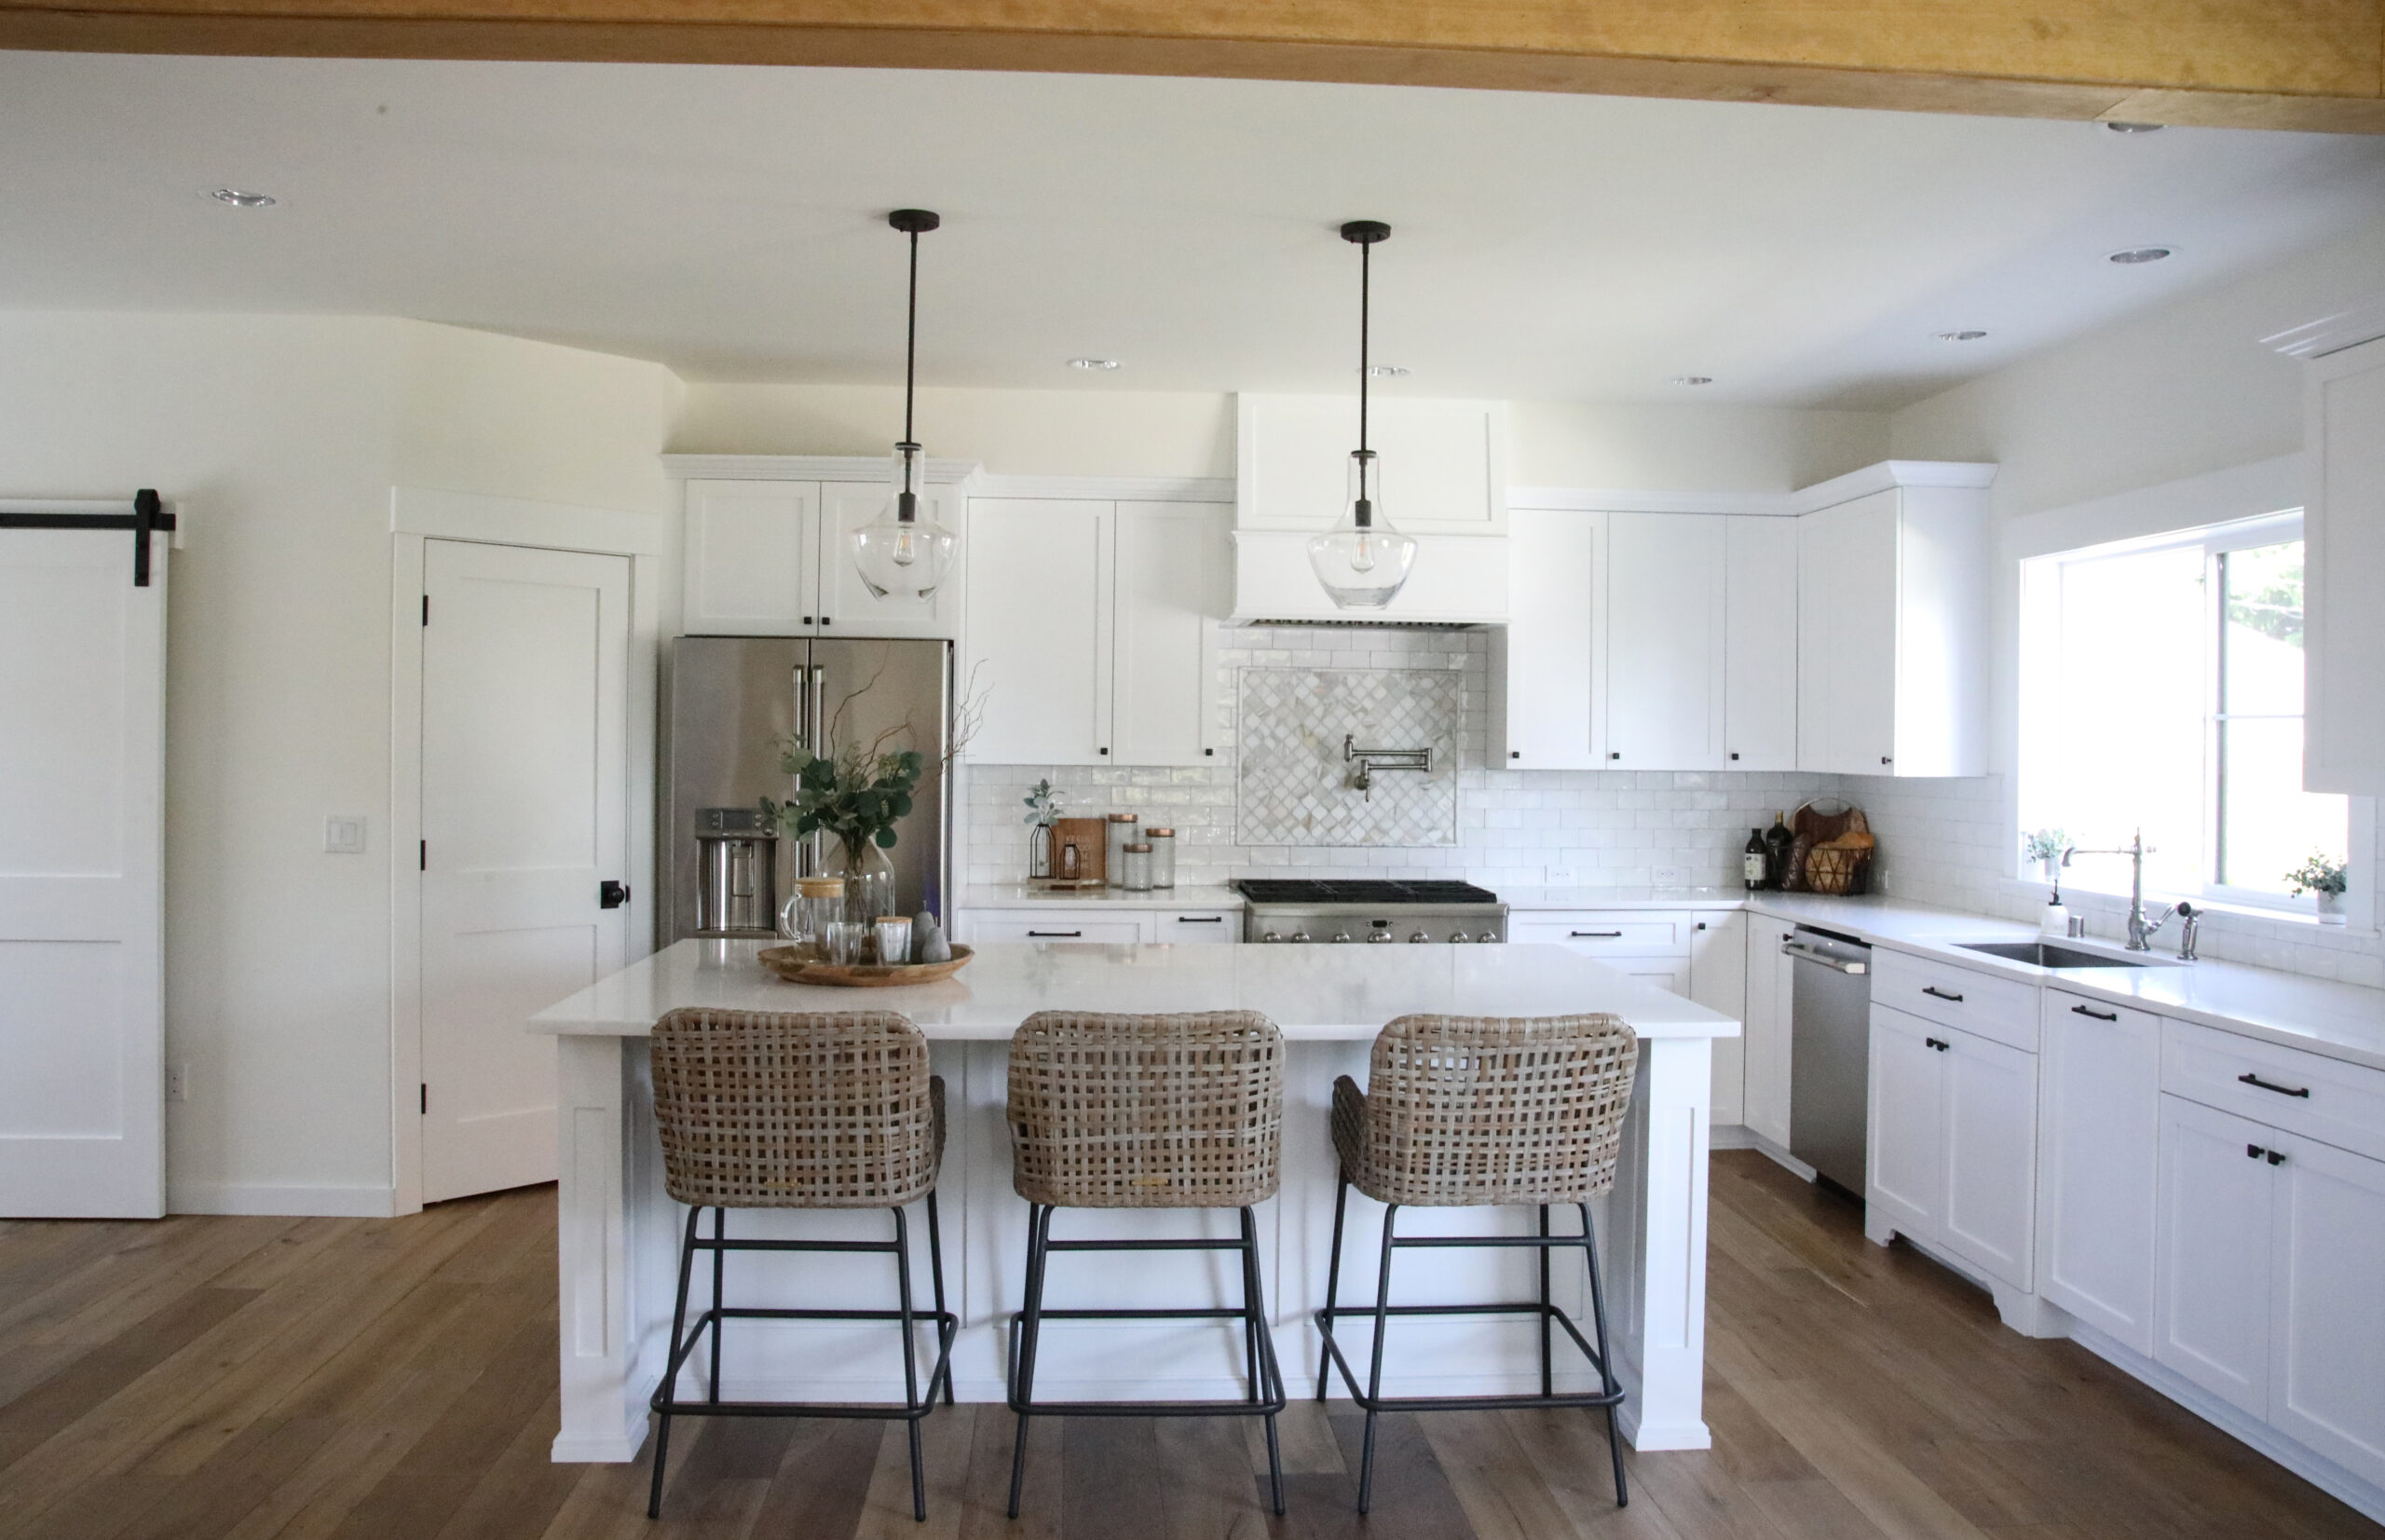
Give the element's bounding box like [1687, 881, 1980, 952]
[1671, 375, 1713, 387]
[1935, 330, 1989, 343]
[1067, 357, 1120, 371]
[2107, 246, 2174, 265]
[1363, 363, 1410, 378]
[209, 188, 277, 209]
[2104, 121, 2165, 133]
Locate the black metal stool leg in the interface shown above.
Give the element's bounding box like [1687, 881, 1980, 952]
[647, 1204, 702, 1520]
[1318, 1172, 1349, 1401]
[1356, 1203, 1398, 1516]
[1237, 1206, 1287, 1516]
[1580, 1202, 1628, 1508]
[926, 1189, 954, 1404]
[1538, 1205, 1554, 1398]
[708, 1206, 726, 1406]
[1007, 1204, 1053, 1520]
[892, 1205, 926, 1523]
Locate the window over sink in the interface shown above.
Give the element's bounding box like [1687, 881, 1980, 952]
[2018, 511, 2351, 913]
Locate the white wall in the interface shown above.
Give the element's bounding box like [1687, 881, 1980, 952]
[0, 313, 679, 1216]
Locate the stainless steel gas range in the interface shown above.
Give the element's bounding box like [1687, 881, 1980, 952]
[1233, 879, 1507, 945]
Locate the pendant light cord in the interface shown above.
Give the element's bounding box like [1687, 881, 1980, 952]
[1357, 236, 1370, 456]
[903, 226, 920, 447]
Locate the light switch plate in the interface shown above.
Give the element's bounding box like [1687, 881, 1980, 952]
[324, 815, 368, 854]
[1654, 865, 1686, 887]
[1545, 867, 1577, 884]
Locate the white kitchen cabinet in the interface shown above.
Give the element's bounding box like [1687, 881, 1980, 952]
[1235, 394, 1507, 535]
[2036, 990, 2161, 1356]
[1490, 509, 1602, 768]
[1688, 911, 1748, 1128]
[682, 478, 964, 640]
[964, 499, 1226, 768]
[1741, 912, 1795, 1149]
[1605, 513, 1726, 770]
[2268, 1130, 2385, 1488]
[2154, 1094, 2276, 1419]
[2306, 334, 2385, 796]
[1795, 483, 1985, 776]
[1724, 515, 1799, 770]
[1866, 1002, 2036, 1291]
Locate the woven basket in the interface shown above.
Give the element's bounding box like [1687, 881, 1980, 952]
[1805, 844, 1868, 896]
[1007, 1010, 1284, 1209]
[1331, 1014, 1638, 1208]
[1785, 798, 1874, 896]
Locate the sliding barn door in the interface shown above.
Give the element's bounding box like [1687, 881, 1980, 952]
[420, 539, 630, 1203]
[0, 522, 167, 1217]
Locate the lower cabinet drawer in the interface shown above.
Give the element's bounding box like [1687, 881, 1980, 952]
[963, 912, 1146, 945]
[1872, 948, 2039, 1053]
[2161, 1019, 2385, 1164]
[1508, 912, 1687, 957]
[1158, 910, 1238, 943]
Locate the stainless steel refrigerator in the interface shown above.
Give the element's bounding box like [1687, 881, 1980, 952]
[662, 636, 953, 944]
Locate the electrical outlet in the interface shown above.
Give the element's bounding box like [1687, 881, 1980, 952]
[324, 815, 367, 854]
[167, 1062, 188, 1102]
[1654, 865, 1686, 888]
[1545, 867, 1577, 884]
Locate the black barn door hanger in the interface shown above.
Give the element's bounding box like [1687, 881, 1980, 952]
[0, 489, 175, 586]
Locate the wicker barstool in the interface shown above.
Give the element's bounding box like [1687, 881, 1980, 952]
[1003, 1010, 1288, 1520]
[645, 1008, 957, 1524]
[1315, 1013, 1639, 1514]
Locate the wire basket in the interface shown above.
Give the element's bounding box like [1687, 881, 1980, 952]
[1787, 797, 1874, 896]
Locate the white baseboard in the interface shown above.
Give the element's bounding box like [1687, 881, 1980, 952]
[168, 1181, 397, 1218]
[1716, 1128, 1817, 1182]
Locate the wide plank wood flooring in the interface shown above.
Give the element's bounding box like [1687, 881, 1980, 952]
[0, 1151, 2376, 1539]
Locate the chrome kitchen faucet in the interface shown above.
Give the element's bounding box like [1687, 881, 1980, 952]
[2063, 830, 2174, 951]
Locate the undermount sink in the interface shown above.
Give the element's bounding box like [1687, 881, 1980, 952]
[1956, 940, 2171, 969]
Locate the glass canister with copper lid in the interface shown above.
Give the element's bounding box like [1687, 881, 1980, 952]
[1146, 827, 1177, 888]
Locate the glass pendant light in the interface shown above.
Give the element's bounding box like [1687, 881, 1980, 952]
[852, 208, 961, 602]
[1307, 220, 1417, 609]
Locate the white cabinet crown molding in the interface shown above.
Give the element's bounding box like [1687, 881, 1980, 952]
[1507, 459, 1997, 519]
[661, 453, 984, 485]
[972, 473, 1233, 503]
[2264, 296, 2385, 360]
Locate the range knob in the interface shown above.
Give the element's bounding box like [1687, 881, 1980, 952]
[1260, 931, 1282, 943]
[1331, 930, 1354, 944]
[1448, 931, 1470, 943]
[1289, 930, 1311, 944]
[1409, 930, 1431, 944]
[1368, 929, 1392, 944]
[1478, 931, 1500, 944]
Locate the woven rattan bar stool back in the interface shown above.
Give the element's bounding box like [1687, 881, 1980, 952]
[1002, 1010, 1289, 1520]
[1316, 1012, 1639, 1514]
[645, 1008, 957, 1524]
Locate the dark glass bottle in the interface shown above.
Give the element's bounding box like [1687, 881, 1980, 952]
[1763, 811, 1795, 891]
[1742, 829, 1766, 891]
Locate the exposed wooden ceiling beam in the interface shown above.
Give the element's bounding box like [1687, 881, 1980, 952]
[3, 1, 2381, 134]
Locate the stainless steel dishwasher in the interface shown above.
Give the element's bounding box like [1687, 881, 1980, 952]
[1784, 925, 1872, 1194]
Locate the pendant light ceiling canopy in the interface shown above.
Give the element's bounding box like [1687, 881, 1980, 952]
[1307, 220, 1418, 610]
[851, 207, 961, 603]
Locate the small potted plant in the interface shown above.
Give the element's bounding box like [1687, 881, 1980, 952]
[2286, 852, 2350, 924]
[2023, 828, 2070, 883]
[1022, 778, 1064, 879]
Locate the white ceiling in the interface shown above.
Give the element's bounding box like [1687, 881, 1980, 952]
[4, 51, 2383, 411]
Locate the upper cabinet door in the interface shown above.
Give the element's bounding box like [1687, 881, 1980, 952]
[2305, 335, 2385, 796]
[1724, 516, 1799, 770]
[1112, 502, 1229, 767]
[815, 481, 964, 640]
[1604, 513, 1727, 771]
[963, 499, 1112, 766]
[1492, 508, 1602, 769]
[1798, 490, 1899, 774]
[1235, 394, 1508, 535]
[683, 480, 817, 635]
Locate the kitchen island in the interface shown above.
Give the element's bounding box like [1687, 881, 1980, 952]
[531, 939, 1738, 1465]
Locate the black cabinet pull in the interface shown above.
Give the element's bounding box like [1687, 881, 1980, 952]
[2247, 1143, 2267, 1160]
[2267, 1149, 2288, 1165]
[599, 880, 630, 909]
[1609, 752, 1621, 761]
[1572, 930, 1624, 938]
[1922, 986, 1965, 1002]
[1925, 1037, 1951, 1052]
[1729, 752, 1740, 760]
[1175, 915, 1223, 923]
[2071, 1003, 2119, 1021]
[1028, 929, 1083, 938]
[2238, 1072, 2311, 1099]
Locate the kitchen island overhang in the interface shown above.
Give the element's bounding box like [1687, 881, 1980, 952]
[532, 940, 1738, 1464]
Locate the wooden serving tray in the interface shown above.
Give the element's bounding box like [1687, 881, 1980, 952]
[756, 944, 974, 988]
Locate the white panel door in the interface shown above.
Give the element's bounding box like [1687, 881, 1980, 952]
[422, 540, 630, 1203]
[0, 525, 167, 1217]
[962, 500, 1113, 765]
[2037, 993, 2161, 1355]
[2306, 336, 2385, 795]
[683, 480, 817, 635]
[2153, 1095, 2274, 1419]
[1688, 912, 1747, 1127]
[2268, 1132, 2385, 1487]
[1112, 503, 1227, 767]
[1604, 513, 1726, 770]
[1723, 515, 1798, 770]
[1867, 1007, 1943, 1242]
[816, 481, 963, 640]
[1494, 509, 1601, 769]
[1742, 914, 1794, 1149]
[1939, 1026, 2037, 1290]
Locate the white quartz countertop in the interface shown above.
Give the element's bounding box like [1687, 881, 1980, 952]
[1742, 893, 2385, 1072]
[958, 883, 1244, 910]
[1499, 886, 1752, 911]
[529, 938, 1739, 1043]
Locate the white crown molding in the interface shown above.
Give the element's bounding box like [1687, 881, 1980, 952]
[660, 454, 985, 485]
[969, 473, 1235, 503]
[388, 484, 670, 555]
[1786, 459, 1997, 512]
[2263, 297, 2385, 360]
[1509, 460, 1997, 518]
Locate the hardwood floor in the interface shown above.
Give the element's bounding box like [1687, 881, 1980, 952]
[0, 1151, 2376, 1539]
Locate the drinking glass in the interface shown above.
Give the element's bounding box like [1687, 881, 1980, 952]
[874, 916, 914, 967]
[824, 921, 869, 966]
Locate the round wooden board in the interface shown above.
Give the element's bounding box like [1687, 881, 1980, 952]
[756, 943, 974, 988]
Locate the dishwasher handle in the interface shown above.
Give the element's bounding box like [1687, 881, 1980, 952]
[1780, 940, 1868, 974]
